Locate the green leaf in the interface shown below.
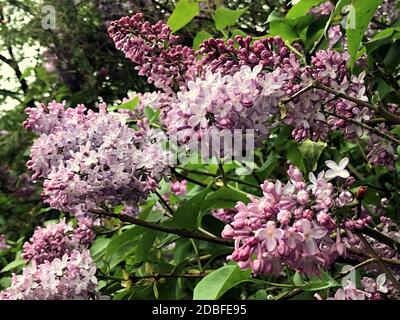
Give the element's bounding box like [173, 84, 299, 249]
[1, 258, 25, 273]
[105, 226, 146, 268]
[107, 96, 139, 112]
[267, 10, 283, 23]
[286, 142, 306, 172]
[193, 31, 212, 50]
[293, 272, 306, 286]
[144, 106, 160, 123]
[201, 187, 249, 212]
[299, 139, 327, 171]
[214, 7, 247, 31]
[90, 237, 111, 258]
[193, 264, 251, 300]
[300, 269, 340, 291]
[286, 0, 326, 19]
[323, 0, 352, 35]
[365, 27, 400, 54]
[167, 0, 200, 33]
[269, 21, 299, 43]
[168, 185, 212, 230]
[346, 0, 384, 66]
[135, 230, 157, 263]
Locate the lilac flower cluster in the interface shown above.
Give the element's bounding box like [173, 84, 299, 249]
[221, 159, 356, 276]
[106, 14, 397, 169]
[0, 250, 98, 300]
[0, 166, 35, 198]
[361, 273, 398, 299]
[198, 36, 296, 76]
[344, 217, 400, 270]
[316, 274, 398, 300]
[108, 13, 196, 92]
[212, 208, 237, 224]
[309, 1, 334, 17]
[315, 281, 370, 300]
[24, 101, 170, 216]
[374, 0, 400, 26]
[170, 180, 187, 196]
[285, 50, 371, 142]
[119, 91, 177, 126]
[0, 234, 9, 251]
[165, 64, 287, 147]
[366, 124, 398, 170]
[22, 218, 95, 264]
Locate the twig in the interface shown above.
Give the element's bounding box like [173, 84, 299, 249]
[355, 232, 400, 291]
[324, 111, 400, 145]
[154, 190, 174, 218]
[282, 80, 400, 124]
[91, 209, 233, 246]
[176, 167, 259, 189]
[218, 161, 228, 187]
[346, 247, 400, 266]
[172, 168, 216, 190]
[277, 257, 377, 300]
[361, 227, 400, 253]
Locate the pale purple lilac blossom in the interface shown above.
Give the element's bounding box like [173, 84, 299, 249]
[108, 13, 196, 92]
[0, 250, 98, 300]
[22, 218, 95, 264]
[24, 101, 170, 216]
[222, 160, 356, 276]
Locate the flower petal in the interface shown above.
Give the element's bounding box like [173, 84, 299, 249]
[324, 169, 337, 180]
[325, 160, 337, 170]
[266, 236, 277, 252]
[339, 157, 349, 169]
[310, 227, 328, 239]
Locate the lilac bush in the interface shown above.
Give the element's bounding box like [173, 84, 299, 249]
[0, 250, 98, 300]
[1, 1, 400, 302]
[24, 101, 171, 216]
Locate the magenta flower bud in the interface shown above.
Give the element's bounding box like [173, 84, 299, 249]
[222, 225, 236, 239]
[296, 190, 309, 205]
[287, 165, 303, 182]
[238, 260, 250, 269]
[232, 218, 245, 229]
[354, 219, 365, 229]
[302, 209, 314, 220]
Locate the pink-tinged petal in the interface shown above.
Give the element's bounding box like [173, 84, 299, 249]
[324, 169, 337, 180]
[324, 160, 337, 170]
[339, 157, 349, 169]
[308, 172, 317, 184]
[266, 236, 277, 252]
[376, 273, 386, 287]
[376, 274, 388, 293]
[334, 289, 346, 300]
[301, 219, 312, 234]
[310, 227, 328, 239]
[304, 238, 319, 255]
[187, 116, 200, 127]
[254, 228, 268, 241]
[273, 228, 284, 240]
[338, 170, 350, 179]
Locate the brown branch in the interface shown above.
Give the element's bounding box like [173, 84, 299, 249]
[176, 167, 259, 189]
[324, 111, 400, 145]
[91, 210, 233, 246]
[154, 190, 174, 217]
[361, 227, 400, 253]
[355, 232, 400, 292]
[277, 256, 378, 300]
[281, 80, 400, 125]
[347, 247, 400, 266]
[172, 168, 217, 190]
